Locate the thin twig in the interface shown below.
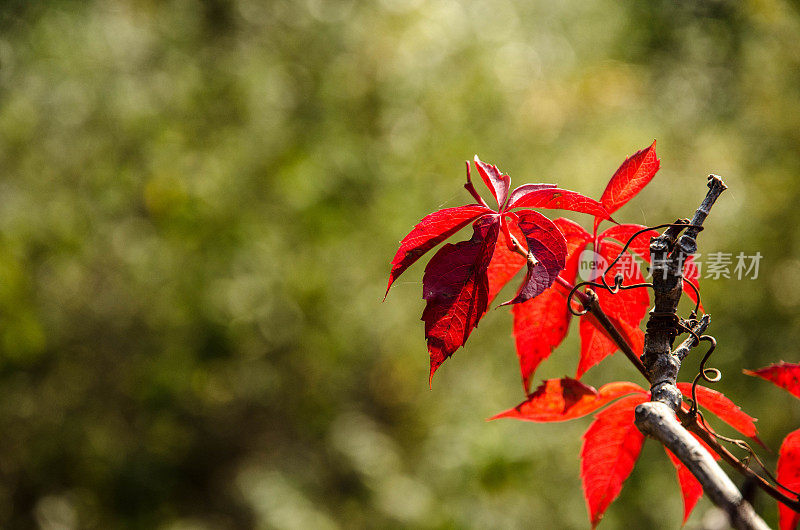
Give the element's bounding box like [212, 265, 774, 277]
[509, 231, 646, 379]
[681, 411, 800, 511]
[673, 315, 710, 361]
[582, 289, 649, 380]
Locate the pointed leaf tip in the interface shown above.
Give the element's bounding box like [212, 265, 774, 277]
[744, 362, 800, 400]
[665, 448, 704, 525]
[386, 205, 492, 295]
[599, 142, 661, 217]
[473, 155, 511, 209]
[581, 395, 649, 527]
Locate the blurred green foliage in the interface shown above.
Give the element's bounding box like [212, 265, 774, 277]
[0, 0, 799, 528]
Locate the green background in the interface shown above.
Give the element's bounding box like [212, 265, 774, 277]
[0, 0, 799, 528]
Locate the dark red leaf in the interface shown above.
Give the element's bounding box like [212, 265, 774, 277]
[599, 224, 659, 263]
[490, 379, 646, 422]
[594, 141, 660, 232]
[510, 219, 590, 390]
[500, 210, 567, 305]
[474, 156, 511, 209]
[386, 205, 493, 296]
[422, 218, 499, 384]
[676, 383, 759, 439]
[777, 429, 800, 530]
[744, 362, 800, 400]
[581, 394, 649, 528]
[506, 186, 613, 220]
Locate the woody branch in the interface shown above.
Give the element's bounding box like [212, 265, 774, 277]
[581, 187, 800, 517]
[626, 176, 769, 530]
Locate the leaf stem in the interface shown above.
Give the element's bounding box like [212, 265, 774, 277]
[507, 232, 527, 259]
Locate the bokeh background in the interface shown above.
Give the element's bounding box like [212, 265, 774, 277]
[0, 0, 799, 528]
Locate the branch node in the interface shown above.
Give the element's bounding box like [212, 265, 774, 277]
[650, 380, 682, 410]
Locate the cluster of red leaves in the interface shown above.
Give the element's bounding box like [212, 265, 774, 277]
[387, 142, 702, 387]
[386, 143, 769, 527]
[507, 142, 701, 390]
[745, 362, 800, 530]
[386, 156, 611, 383]
[491, 378, 760, 527]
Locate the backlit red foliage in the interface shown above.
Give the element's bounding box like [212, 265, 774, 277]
[387, 143, 799, 527]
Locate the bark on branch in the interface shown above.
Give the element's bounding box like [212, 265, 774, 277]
[635, 401, 769, 530]
[578, 175, 800, 525]
[631, 175, 769, 529]
[589, 297, 800, 514]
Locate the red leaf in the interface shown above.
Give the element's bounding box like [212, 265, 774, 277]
[500, 210, 567, 305]
[505, 182, 559, 208]
[422, 218, 499, 384]
[676, 383, 759, 439]
[556, 217, 594, 260]
[575, 240, 649, 378]
[577, 313, 644, 378]
[474, 156, 511, 209]
[777, 429, 800, 530]
[512, 289, 571, 391]
[386, 205, 493, 296]
[665, 450, 703, 525]
[599, 224, 659, 263]
[581, 394, 649, 528]
[511, 219, 590, 390]
[490, 379, 646, 422]
[594, 141, 660, 231]
[587, 240, 650, 327]
[744, 362, 800, 400]
[506, 186, 613, 220]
